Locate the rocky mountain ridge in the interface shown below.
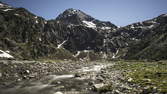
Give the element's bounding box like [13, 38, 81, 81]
[107, 14, 167, 60]
[0, 1, 167, 60]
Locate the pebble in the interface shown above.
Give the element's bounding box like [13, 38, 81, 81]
[25, 70, 30, 74]
[0, 73, 2, 77]
[55, 81, 61, 84]
[74, 73, 81, 77]
[128, 77, 133, 82]
[93, 83, 104, 89]
[54, 91, 63, 94]
[17, 78, 21, 81]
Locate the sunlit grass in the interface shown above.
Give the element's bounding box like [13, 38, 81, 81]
[113, 61, 167, 93]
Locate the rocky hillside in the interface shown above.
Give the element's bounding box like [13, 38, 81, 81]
[0, 1, 167, 60]
[0, 2, 74, 60]
[0, 2, 118, 60]
[47, 8, 117, 52]
[106, 14, 167, 60]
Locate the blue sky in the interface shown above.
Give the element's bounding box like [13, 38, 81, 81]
[1, 0, 167, 26]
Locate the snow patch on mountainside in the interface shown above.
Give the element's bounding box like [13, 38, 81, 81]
[34, 16, 38, 19]
[82, 21, 96, 28]
[73, 9, 77, 12]
[101, 27, 111, 30]
[0, 3, 4, 7]
[0, 50, 14, 58]
[130, 25, 135, 29]
[162, 14, 167, 17]
[35, 20, 39, 24]
[14, 14, 19, 16]
[84, 50, 91, 53]
[57, 40, 67, 49]
[112, 49, 119, 59]
[44, 21, 47, 24]
[147, 25, 155, 29]
[3, 9, 13, 12]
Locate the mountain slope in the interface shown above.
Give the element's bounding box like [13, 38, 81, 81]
[106, 14, 167, 60]
[124, 14, 167, 60]
[0, 2, 117, 60]
[0, 2, 74, 60]
[46, 8, 118, 53]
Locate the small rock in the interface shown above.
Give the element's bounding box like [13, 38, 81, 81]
[144, 79, 151, 82]
[97, 77, 104, 82]
[23, 75, 28, 79]
[93, 83, 104, 89]
[25, 70, 30, 74]
[23, 70, 30, 75]
[14, 73, 19, 77]
[100, 70, 105, 73]
[142, 86, 155, 94]
[55, 81, 61, 84]
[17, 78, 21, 81]
[88, 81, 94, 85]
[115, 90, 121, 94]
[54, 91, 63, 94]
[74, 73, 81, 77]
[0, 73, 2, 77]
[128, 78, 133, 82]
[29, 75, 35, 78]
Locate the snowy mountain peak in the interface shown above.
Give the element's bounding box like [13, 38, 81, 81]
[55, 8, 117, 30]
[55, 8, 94, 25]
[62, 8, 90, 17]
[64, 8, 79, 14]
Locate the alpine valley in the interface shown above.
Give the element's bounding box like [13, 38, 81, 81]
[0, 1, 167, 94]
[0, 2, 167, 60]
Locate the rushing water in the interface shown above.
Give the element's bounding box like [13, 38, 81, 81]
[0, 64, 112, 94]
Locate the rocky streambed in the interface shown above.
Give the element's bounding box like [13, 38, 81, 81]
[0, 60, 152, 94]
[0, 60, 115, 94]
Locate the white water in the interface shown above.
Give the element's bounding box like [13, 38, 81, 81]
[48, 74, 75, 80]
[0, 63, 113, 94]
[77, 64, 108, 72]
